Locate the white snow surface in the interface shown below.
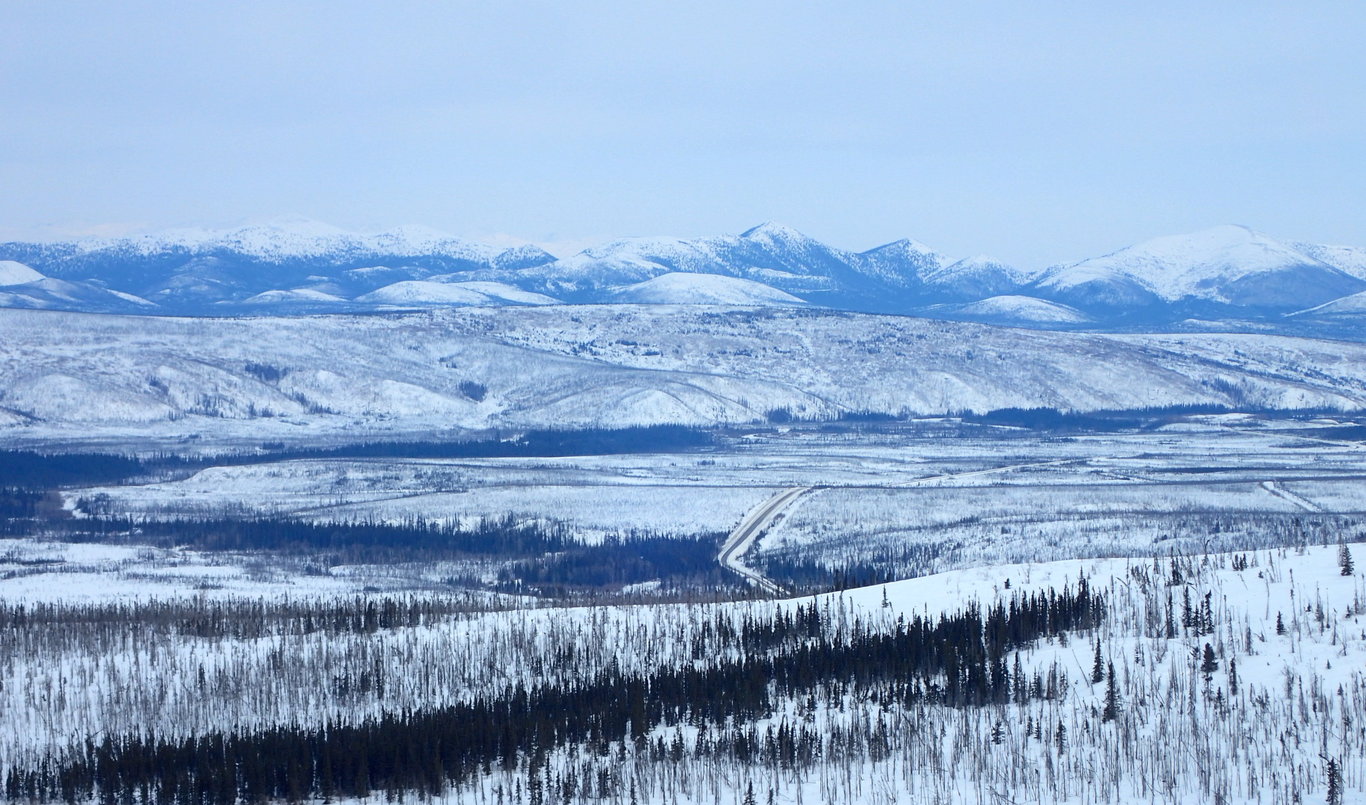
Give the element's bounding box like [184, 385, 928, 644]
[357, 280, 557, 306]
[76, 216, 507, 263]
[0, 260, 44, 285]
[1294, 241, 1366, 280]
[240, 288, 347, 305]
[1036, 224, 1364, 304]
[1296, 289, 1366, 316]
[956, 294, 1090, 323]
[4, 305, 1366, 439]
[608, 273, 807, 305]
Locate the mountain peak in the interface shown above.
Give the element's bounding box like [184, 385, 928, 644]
[739, 222, 811, 243]
[375, 223, 458, 242]
[862, 238, 943, 260]
[1033, 224, 1363, 309]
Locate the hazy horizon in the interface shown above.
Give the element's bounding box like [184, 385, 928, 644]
[4, 2, 1364, 268]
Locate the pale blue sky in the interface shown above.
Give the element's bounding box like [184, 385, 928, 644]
[3, 2, 1364, 267]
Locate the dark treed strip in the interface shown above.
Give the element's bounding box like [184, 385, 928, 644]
[6, 581, 1102, 804]
[0, 595, 492, 641]
[3, 511, 733, 592]
[0, 426, 717, 490]
[47, 515, 573, 559]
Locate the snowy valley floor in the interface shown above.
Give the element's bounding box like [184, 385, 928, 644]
[7, 415, 1363, 598]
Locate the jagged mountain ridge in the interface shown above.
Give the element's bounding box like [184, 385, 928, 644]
[0, 220, 994, 315]
[2, 221, 1365, 333]
[438, 222, 956, 310]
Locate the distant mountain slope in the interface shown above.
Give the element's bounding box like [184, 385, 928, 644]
[608, 273, 806, 305]
[1031, 225, 1366, 317]
[2, 306, 1363, 444]
[455, 222, 953, 310]
[0, 220, 976, 315]
[1293, 241, 1366, 281]
[951, 295, 1090, 324]
[0, 218, 557, 310]
[356, 280, 557, 307]
[921, 256, 1030, 302]
[3, 221, 1366, 336]
[1291, 290, 1366, 317]
[0, 261, 45, 286]
[0, 260, 157, 313]
[239, 289, 348, 307]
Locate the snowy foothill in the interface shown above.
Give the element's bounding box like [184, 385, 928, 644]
[5, 305, 1366, 445]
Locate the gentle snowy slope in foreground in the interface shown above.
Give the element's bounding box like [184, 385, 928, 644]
[1, 543, 1361, 803]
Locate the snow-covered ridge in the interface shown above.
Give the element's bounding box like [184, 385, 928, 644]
[3, 221, 1366, 335]
[954, 294, 1090, 323]
[3, 305, 1366, 441]
[74, 217, 518, 263]
[608, 273, 808, 306]
[1032, 224, 1366, 311]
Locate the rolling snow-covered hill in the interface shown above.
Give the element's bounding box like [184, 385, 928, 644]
[355, 280, 557, 307]
[607, 273, 808, 306]
[2, 305, 1365, 444]
[1030, 225, 1366, 319]
[940, 294, 1091, 325]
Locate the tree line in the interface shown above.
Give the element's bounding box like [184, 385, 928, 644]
[0, 426, 718, 491]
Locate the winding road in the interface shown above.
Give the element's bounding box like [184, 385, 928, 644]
[718, 486, 810, 595]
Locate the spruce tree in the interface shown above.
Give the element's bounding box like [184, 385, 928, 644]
[1339, 545, 1354, 577]
[1201, 643, 1218, 682]
[1092, 638, 1104, 684]
[1102, 662, 1120, 722]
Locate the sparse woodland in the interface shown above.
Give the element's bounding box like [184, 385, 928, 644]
[1, 545, 1362, 804]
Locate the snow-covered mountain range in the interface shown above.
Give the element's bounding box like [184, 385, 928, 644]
[1, 220, 1364, 335]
